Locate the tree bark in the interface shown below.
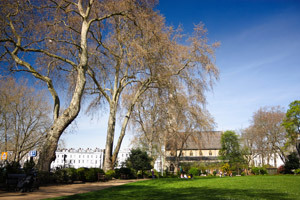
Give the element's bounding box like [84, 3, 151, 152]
[103, 102, 118, 171]
[37, 64, 86, 171]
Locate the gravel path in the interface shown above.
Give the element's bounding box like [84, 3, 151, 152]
[0, 179, 143, 200]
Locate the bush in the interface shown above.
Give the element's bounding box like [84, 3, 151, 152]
[23, 159, 35, 174]
[5, 161, 22, 174]
[54, 168, 69, 183]
[213, 171, 217, 176]
[188, 167, 199, 177]
[284, 152, 300, 174]
[251, 167, 268, 175]
[105, 170, 116, 180]
[278, 165, 285, 174]
[115, 167, 136, 179]
[241, 172, 246, 176]
[65, 168, 78, 182]
[76, 168, 88, 182]
[37, 171, 55, 185]
[294, 168, 300, 175]
[85, 168, 103, 182]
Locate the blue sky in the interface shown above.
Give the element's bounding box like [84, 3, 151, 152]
[63, 0, 300, 148]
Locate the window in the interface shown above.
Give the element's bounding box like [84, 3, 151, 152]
[79, 155, 81, 158]
[78, 160, 80, 163]
[209, 150, 212, 156]
[87, 155, 89, 158]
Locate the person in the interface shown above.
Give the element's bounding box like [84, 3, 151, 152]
[184, 174, 188, 179]
[220, 171, 222, 177]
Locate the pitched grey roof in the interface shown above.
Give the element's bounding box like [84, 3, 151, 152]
[166, 131, 222, 150]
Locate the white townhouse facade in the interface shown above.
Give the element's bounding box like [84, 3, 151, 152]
[51, 148, 105, 169]
[50, 147, 163, 171]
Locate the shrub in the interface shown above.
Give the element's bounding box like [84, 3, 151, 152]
[251, 167, 268, 175]
[85, 168, 103, 182]
[241, 172, 246, 176]
[37, 171, 55, 185]
[54, 168, 69, 183]
[221, 163, 230, 173]
[284, 152, 300, 174]
[105, 170, 116, 180]
[294, 168, 300, 175]
[116, 167, 136, 179]
[23, 159, 35, 174]
[77, 168, 88, 182]
[278, 165, 285, 174]
[188, 167, 199, 177]
[65, 168, 78, 182]
[5, 161, 22, 174]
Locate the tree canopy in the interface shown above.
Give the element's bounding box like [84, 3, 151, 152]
[219, 130, 246, 171]
[282, 100, 300, 157]
[125, 148, 152, 174]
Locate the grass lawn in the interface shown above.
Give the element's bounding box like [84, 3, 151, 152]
[46, 176, 300, 200]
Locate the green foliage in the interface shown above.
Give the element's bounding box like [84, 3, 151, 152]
[282, 100, 300, 154]
[76, 168, 88, 182]
[5, 161, 22, 174]
[221, 163, 230, 173]
[251, 167, 268, 175]
[219, 131, 246, 169]
[105, 170, 116, 180]
[115, 167, 136, 179]
[85, 168, 103, 182]
[241, 172, 246, 176]
[294, 169, 300, 174]
[0, 164, 5, 184]
[23, 159, 36, 174]
[126, 148, 153, 174]
[65, 168, 78, 182]
[54, 169, 69, 183]
[284, 152, 300, 174]
[37, 171, 55, 185]
[188, 167, 199, 176]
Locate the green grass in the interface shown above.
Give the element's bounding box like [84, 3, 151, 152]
[46, 176, 300, 200]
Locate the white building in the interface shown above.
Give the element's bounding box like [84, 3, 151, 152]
[116, 149, 130, 168]
[50, 147, 163, 172]
[51, 148, 105, 169]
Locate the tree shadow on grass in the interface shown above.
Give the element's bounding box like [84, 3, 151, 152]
[51, 183, 294, 200]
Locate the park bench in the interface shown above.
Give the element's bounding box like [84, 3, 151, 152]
[6, 174, 26, 191]
[120, 173, 129, 179]
[97, 173, 108, 182]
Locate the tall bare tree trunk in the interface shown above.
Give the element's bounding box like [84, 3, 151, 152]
[37, 65, 86, 171]
[103, 102, 117, 171]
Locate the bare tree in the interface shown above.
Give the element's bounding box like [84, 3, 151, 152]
[86, 1, 219, 170]
[0, 77, 51, 163]
[130, 89, 168, 163]
[242, 106, 287, 167]
[0, 0, 127, 171]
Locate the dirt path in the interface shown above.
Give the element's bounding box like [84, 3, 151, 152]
[0, 179, 143, 200]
